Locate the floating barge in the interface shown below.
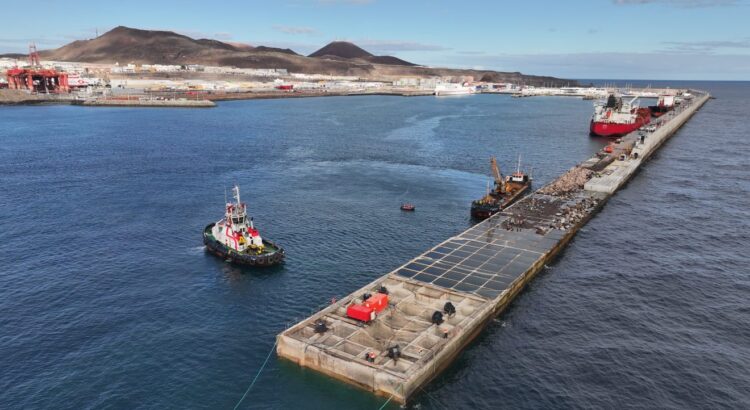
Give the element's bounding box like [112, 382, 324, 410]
[470, 155, 531, 220]
[276, 90, 710, 404]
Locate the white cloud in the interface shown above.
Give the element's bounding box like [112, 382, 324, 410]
[273, 25, 319, 35]
[431, 51, 750, 80]
[660, 38, 750, 53]
[355, 39, 449, 52]
[0, 36, 69, 53]
[318, 0, 374, 5]
[613, 0, 741, 7]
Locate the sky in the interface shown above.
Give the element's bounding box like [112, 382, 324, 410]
[1, 0, 748, 80]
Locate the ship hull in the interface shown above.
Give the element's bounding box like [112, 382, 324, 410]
[470, 205, 498, 220]
[470, 184, 530, 220]
[435, 90, 472, 96]
[589, 108, 651, 137]
[648, 105, 672, 118]
[434, 84, 473, 96]
[203, 223, 285, 267]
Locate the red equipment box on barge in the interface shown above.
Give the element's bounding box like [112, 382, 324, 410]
[346, 304, 375, 323]
[364, 293, 388, 312]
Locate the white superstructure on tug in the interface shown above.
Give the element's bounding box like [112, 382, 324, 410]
[212, 186, 264, 252]
[203, 185, 284, 266]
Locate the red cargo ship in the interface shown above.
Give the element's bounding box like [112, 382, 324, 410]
[590, 94, 651, 137]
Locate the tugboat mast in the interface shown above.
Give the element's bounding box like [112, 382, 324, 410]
[233, 184, 241, 205]
[516, 154, 522, 174]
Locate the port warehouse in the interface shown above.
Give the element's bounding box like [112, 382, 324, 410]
[276, 91, 710, 404]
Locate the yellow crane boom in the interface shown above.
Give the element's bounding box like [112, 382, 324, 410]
[490, 156, 505, 193]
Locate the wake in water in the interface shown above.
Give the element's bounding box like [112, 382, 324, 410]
[187, 246, 206, 256]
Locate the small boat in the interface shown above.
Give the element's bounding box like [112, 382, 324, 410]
[471, 155, 532, 220]
[203, 185, 284, 267]
[400, 203, 416, 211]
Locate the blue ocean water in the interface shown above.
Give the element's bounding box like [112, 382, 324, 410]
[1, 84, 748, 409]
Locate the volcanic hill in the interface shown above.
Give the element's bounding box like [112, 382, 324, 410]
[15, 26, 575, 85]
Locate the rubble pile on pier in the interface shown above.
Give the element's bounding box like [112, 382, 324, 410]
[550, 196, 601, 230]
[538, 166, 593, 196]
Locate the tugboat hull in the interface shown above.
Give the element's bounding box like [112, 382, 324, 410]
[470, 204, 500, 219]
[203, 224, 285, 267]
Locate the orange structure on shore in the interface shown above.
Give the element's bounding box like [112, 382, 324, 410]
[6, 68, 69, 93]
[5, 44, 70, 93]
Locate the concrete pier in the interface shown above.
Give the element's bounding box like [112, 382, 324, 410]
[72, 98, 216, 108]
[585, 94, 708, 193]
[276, 90, 710, 404]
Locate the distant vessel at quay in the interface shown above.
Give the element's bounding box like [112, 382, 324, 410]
[648, 94, 676, 118]
[434, 83, 473, 96]
[203, 185, 284, 266]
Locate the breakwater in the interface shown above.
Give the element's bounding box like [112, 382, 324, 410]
[72, 98, 216, 108]
[276, 90, 710, 404]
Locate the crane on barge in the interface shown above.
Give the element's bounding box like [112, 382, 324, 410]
[470, 155, 532, 220]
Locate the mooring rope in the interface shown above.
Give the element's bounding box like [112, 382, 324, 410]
[377, 381, 407, 410]
[419, 386, 450, 410]
[377, 394, 395, 410]
[233, 339, 278, 410]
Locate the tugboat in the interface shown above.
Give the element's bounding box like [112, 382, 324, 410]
[203, 185, 284, 266]
[471, 156, 532, 220]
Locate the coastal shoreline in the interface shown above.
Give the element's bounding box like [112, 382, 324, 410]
[0, 88, 436, 107]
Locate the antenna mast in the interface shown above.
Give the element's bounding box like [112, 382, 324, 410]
[28, 43, 40, 67]
[233, 185, 241, 205]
